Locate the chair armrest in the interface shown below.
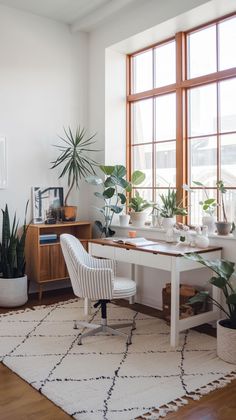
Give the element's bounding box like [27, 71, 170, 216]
[79, 265, 114, 300]
[90, 257, 117, 276]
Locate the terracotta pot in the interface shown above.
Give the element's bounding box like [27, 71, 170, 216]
[62, 206, 77, 222]
[0, 275, 28, 307]
[215, 221, 232, 236]
[217, 320, 236, 364]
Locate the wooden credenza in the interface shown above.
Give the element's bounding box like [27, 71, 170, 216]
[25, 221, 92, 300]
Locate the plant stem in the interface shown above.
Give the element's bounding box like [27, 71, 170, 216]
[64, 177, 75, 207]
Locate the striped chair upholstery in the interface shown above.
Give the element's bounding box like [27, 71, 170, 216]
[60, 234, 136, 345]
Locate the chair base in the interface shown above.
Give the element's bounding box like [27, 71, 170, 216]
[74, 319, 135, 345]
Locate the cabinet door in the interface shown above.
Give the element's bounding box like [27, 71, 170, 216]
[50, 244, 68, 279]
[39, 244, 68, 281]
[40, 246, 51, 281]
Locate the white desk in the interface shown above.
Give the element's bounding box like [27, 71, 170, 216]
[88, 239, 222, 347]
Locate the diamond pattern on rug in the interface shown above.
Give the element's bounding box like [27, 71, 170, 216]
[0, 298, 236, 420]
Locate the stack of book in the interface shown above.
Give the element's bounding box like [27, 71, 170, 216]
[40, 234, 58, 244]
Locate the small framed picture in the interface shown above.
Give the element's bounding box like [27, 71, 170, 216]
[32, 187, 64, 223]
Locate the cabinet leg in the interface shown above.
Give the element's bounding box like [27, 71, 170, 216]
[39, 285, 43, 301]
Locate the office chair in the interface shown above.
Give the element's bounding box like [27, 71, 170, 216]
[60, 234, 136, 345]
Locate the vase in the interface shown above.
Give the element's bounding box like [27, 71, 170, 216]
[202, 215, 216, 234]
[130, 212, 147, 227]
[215, 221, 232, 236]
[162, 217, 175, 230]
[119, 214, 130, 227]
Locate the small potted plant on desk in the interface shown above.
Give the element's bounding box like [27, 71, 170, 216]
[215, 180, 232, 235]
[184, 252, 236, 364]
[192, 181, 217, 234]
[0, 203, 29, 307]
[51, 126, 99, 221]
[158, 188, 187, 230]
[128, 191, 152, 227]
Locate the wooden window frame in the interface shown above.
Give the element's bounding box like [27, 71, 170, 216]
[126, 12, 236, 223]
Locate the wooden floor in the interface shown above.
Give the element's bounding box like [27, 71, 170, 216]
[1, 288, 236, 420]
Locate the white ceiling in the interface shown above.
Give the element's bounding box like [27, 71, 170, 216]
[0, 0, 136, 30]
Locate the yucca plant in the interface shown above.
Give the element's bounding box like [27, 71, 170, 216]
[158, 188, 187, 218]
[51, 127, 99, 206]
[0, 202, 29, 278]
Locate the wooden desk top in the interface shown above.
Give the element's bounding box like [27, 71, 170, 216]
[89, 238, 222, 257]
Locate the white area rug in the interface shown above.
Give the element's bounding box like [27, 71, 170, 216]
[0, 299, 236, 420]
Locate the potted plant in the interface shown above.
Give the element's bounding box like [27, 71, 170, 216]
[128, 191, 152, 227]
[0, 203, 29, 307]
[86, 165, 145, 236]
[191, 181, 217, 234]
[184, 252, 236, 364]
[158, 188, 187, 230]
[51, 127, 98, 221]
[215, 180, 232, 235]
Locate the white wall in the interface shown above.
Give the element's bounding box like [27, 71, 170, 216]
[0, 4, 89, 223]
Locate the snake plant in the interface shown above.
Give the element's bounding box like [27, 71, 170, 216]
[0, 202, 29, 278]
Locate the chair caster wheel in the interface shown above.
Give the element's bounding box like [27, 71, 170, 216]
[78, 341, 82, 346]
[73, 322, 78, 329]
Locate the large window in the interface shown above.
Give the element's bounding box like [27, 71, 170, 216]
[127, 14, 236, 224]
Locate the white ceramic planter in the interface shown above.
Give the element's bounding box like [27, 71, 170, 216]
[119, 214, 130, 227]
[130, 212, 147, 227]
[202, 215, 216, 234]
[0, 275, 28, 307]
[162, 217, 175, 230]
[217, 320, 236, 364]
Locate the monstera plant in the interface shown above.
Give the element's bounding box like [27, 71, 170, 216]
[86, 165, 145, 236]
[184, 252, 236, 364]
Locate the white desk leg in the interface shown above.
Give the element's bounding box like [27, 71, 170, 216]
[84, 298, 91, 316]
[129, 263, 136, 304]
[170, 257, 180, 348]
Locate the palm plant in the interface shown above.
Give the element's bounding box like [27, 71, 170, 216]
[0, 202, 29, 278]
[51, 127, 98, 206]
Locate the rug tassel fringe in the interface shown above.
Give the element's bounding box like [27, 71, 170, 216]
[141, 371, 236, 419]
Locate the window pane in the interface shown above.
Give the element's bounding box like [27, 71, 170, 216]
[155, 93, 176, 141]
[189, 137, 217, 187]
[220, 190, 236, 222]
[132, 144, 153, 187]
[155, 41, 176, 87]
[189, 189, 217, 225]
[132, 50, 153, 93]
[219, 78, 236, 133]
[221, 134, 236, 187]
[219, 17, 236, 70]
[156, 141, 176, 187]
[188, 84, 217, 137]
[188, 25, 217, 78]
[132, 99, 153, 144]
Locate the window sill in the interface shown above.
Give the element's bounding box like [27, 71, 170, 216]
[112, 224, 236, 241]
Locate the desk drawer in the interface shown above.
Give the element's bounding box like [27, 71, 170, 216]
[89, 243, 115, 259]
[115, 248, 140, 264]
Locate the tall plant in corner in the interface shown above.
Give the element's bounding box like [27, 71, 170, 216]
[0, 202, 29, 278]
[51, 127, 99, 221]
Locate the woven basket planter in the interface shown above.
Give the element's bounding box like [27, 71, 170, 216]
[217, 320, 236, 364]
